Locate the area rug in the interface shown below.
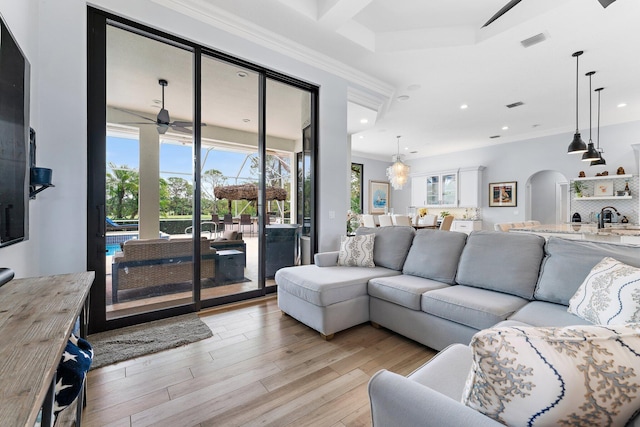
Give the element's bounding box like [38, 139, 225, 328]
[88, 313, 213, 369]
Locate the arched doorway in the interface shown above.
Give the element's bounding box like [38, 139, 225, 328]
[526, 170, 569, 225]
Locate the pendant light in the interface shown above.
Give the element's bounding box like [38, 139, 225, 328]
[386, 136, 410, 190]
[582, 71, 600, 161]
[590, 87, 607, 166]
[568, 51, 587, 154]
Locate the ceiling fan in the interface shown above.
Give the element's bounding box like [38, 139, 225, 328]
[482, 0, 617, 28]
[115, 79, 202, 135]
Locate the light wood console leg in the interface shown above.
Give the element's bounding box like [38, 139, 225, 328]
[321, 333, 334, 341]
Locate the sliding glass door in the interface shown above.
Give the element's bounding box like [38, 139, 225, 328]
[87, 8, 318, 332]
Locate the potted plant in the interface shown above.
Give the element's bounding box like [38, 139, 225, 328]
[572, 181, 586, 198]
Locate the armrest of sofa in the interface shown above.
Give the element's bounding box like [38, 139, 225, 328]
[368, 370, 502, 427]
[314, 251, 339, 267]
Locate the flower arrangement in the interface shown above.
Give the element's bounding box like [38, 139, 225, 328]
[346, 210, 361, 234]
[418, 207, 428, 217]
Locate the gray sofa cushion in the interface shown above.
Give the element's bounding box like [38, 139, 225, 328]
[421, 285, 529, 330]
[402, 230, 467, 284]
[356, 226, 415, 271]
[456, 231, 545, 299]
[369, 274, 451, 311]
[275, 264, 399, 306]
[534, 237, 640, 305]
[508, 301, 591, 327]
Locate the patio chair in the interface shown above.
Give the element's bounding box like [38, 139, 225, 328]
[106, 217, 138, 231]
[239, 214, 254, 235]
[222, 214, 235, 231]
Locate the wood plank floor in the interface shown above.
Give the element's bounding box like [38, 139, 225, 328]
[84, 297, 437, 426]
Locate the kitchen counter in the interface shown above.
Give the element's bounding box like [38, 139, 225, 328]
[509, 223, 640, 244]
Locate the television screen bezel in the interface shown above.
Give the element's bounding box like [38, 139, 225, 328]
[0, 12, 31, 248]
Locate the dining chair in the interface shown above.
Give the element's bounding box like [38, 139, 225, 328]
[362, 214, 377, 228]
[495, 223, 513, 232]
[392, 214, 412, 226]
[419, 214, 438, 227]
[378, 215, 393, 227]
[439, 215, 454, 231]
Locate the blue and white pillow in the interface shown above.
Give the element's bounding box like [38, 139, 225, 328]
[462, 324, 640, 426]
[568, 257, 640, 325]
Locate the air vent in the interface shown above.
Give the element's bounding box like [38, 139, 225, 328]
[521, 33, 547, 48]
[506, 101, 524, 109]
[489, 135, 501, 139]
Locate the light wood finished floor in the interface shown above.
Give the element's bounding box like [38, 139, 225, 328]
[84, 297, 436, 426]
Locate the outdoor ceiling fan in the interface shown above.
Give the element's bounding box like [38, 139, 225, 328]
[482, 0, 617, 28]
[115, 79, 203, 135]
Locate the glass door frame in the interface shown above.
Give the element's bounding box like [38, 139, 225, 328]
[87, 7, 318, 333]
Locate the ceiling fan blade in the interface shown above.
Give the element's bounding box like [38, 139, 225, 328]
[482, 0, 523, 27]
[157, 124, 169, 135]
[597, 0, 616, 7]
[171, 120, 194, 127]
[112, 107, 156, 123]
[169, 125, 193, 135]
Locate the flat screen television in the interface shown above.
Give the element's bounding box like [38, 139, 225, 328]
[0, 13, 30, 248]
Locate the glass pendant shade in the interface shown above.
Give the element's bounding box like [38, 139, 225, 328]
[387, 136, 410, 190]
[568, 51, 587, 154]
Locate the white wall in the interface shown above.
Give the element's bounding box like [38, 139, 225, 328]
[0, 0, 351, 277]
[401, 121, 640, 231]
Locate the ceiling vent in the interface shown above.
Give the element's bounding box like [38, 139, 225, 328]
[506, 101, 524, 109]
[521, 33, 547, 48]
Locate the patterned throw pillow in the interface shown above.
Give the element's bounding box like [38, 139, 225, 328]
[568, 257, 640, 325]
[462, 324, 640, 427]
[337, 234, 375, 267]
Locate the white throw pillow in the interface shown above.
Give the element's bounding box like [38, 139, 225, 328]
[462, 324, 640, 427]
[568, 257, 640, 325]
[337, 234, 375, 267]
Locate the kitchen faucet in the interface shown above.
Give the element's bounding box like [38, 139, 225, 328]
[598, 206, 620, 229]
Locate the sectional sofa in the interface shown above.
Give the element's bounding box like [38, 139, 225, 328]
[277, 226, 640, 344]
[275, 226, 640, 425]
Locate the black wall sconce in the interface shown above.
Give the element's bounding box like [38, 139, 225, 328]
[29, 128, 54, 199]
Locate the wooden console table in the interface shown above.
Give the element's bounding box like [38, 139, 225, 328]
[0, 272, 94, 427]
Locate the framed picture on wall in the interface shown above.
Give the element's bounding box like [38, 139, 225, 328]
[489, 181, 517, 207]
[369, 180, 390, 214]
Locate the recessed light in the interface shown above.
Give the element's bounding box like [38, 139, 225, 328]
[502, 126, 509, 130]
[237, 71, 248, 78]
[407, 84, 421, 91]
[242, 118, 250, 123]
[358, 135, 364, 139]
[460, 104, 468, 110]
[404, 147, 409, 150]
[360, 118, 369, 124]
[618, 103, 627, 108]
[397, 95, 410, 101]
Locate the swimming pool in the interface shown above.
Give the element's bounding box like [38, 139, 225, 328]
[105, 243, 121, 256]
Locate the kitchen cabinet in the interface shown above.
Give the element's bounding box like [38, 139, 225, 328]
[458, 166, 485, 208]
[411, 166, 484, 208]
[451, 220, 483, 235]
[426, 171, 457, 207]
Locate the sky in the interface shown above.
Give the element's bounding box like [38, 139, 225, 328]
[106, 135, 257, 183]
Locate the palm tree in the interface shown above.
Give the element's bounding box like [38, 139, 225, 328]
[106, 162, 139, 219]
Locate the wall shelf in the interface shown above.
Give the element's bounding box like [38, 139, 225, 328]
[574, 195, 632, 201]
[574, 174, 632, 181]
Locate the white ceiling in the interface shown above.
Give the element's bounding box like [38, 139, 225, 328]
[137, 0, 640, 160]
